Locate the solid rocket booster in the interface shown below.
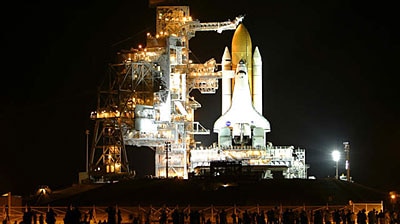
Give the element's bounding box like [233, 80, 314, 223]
[221, 47, 233, 115]
[252, 46, 262, 114]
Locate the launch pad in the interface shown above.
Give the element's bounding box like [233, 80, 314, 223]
[86, 4, 308, 183]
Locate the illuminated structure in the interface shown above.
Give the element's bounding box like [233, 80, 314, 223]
[87, 3, 308, 183]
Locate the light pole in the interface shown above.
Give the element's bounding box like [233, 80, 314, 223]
[332, 150, 340, 179]
[343, 142, 350, 182]
[85, 130, 90, 173]
[165, 141, 171, 178]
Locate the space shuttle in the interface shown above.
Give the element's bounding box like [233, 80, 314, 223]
[214, 23, 271, 148]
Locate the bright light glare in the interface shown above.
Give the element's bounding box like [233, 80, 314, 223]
[332, 150, 340, 162]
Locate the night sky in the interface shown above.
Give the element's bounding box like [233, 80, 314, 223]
[1, 0, 399, 196]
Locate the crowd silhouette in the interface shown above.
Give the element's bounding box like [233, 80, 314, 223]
[4, 205, 399, 224]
